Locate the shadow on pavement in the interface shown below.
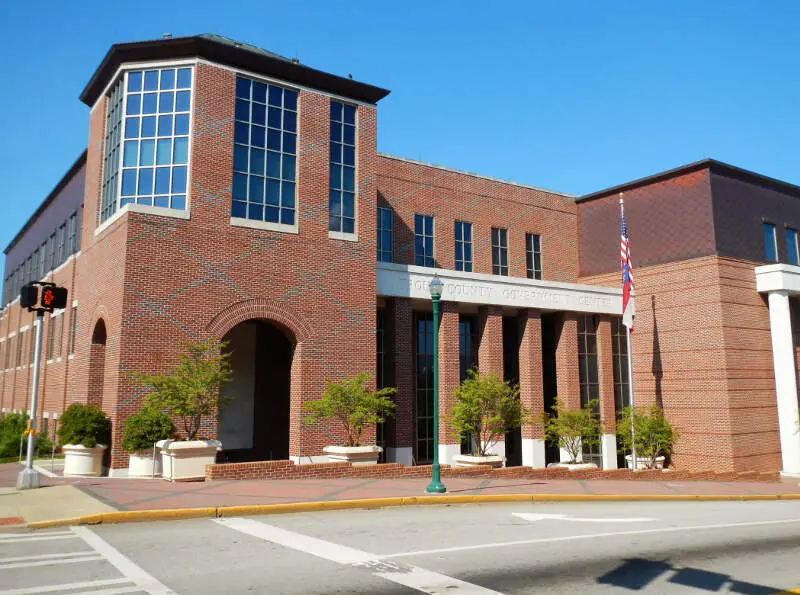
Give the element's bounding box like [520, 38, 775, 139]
[598, 558, 782, 594]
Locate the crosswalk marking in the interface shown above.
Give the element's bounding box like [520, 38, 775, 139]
[0, 554, 102, 570]
[0, 578, 131, 595]
[0, 551, 94, 564]
[0, 531, 73, 541]
[215, 517, 504, 595]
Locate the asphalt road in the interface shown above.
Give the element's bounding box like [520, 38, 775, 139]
[2, 501, 800, 594]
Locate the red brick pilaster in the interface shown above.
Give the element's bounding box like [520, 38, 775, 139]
[518, 309, 544, 439]
[388, 298, 414, 450]
[477, 306, 503, 377]
[597, 316, 616, 432]
[555, 313, 581, 410]
[438, 302, 460, 444]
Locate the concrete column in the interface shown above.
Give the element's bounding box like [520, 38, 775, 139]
[387, 298, 414, 466]
[767, 291, 800, 476]
[518, 309, 546, 468]
[597, 317, 618, 470]
[555, 313, 581, 464]
[438, 302, 461, 465]
[477, 305, 504, 455]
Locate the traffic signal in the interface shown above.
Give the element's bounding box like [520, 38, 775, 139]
[19, 282, 68, 312]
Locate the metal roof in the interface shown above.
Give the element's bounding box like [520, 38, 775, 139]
[80, 34, 391, 106]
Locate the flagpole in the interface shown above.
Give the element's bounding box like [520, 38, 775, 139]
[620, 194, 637, 471]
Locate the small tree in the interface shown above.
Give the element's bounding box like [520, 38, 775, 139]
[541, 398, 601, 464]
[0, 412, 52, 458]
[133, 339, 232, 441]
[121, 408, 175, 453]
[303, 373, 396, 447]
[58, 404, 111, 448]
[617, 405, 678, 469]
[449, 370, 529, 457]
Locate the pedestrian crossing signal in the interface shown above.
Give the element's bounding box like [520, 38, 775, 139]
[19, 282, 68, 312]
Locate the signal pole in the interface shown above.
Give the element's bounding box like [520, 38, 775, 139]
[17, 282, 68, 490]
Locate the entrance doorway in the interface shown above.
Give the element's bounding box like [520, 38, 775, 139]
[541, 313, 560, 465]
[503, 316, 521, 467]
[219, 320, 292, 462]
[87, 320, 107, 409]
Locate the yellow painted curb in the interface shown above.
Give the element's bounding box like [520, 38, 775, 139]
[25, 493, 800, 529]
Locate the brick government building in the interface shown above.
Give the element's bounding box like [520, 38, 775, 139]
[2, 34, 800, 476]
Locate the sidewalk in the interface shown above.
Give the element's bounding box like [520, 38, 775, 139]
[2, 462, 800, 528]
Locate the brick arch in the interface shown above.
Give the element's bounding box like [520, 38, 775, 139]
[207, 299, 312, 344]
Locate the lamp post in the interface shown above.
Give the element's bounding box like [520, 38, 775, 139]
[426, 274, 446, 494]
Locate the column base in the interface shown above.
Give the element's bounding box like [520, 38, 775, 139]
[521, 438, 546, 468]
[601, 434, 618, 470]
[385, 446, 413, 466]
[438, 444, 461, 466]
[16, 467, 40, 490]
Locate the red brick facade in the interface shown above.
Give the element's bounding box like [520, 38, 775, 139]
[1, 37, 797, 476]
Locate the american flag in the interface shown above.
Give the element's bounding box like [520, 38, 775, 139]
[620, 197, 635, 331]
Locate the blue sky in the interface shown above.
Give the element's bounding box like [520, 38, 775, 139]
[1, 1, 798, 250]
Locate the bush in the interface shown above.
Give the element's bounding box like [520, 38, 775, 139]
[120, 408, 175, 453]
[449, 370, 529, 457]
[0, 412, 52, 458]
[303, 373, 396, 447]
[57, 404, 111, 448]
[617, 405, 679, 469]
[542, 398, 602, 464]
[133, 340, 232, 441]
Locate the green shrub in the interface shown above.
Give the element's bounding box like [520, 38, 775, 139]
[57, 404, 111, 448]
[617, 405, 679, 469]
[133, 340, 232, 440]
[0, 412, 52, 458]
[449, 370, 529, 457]
[542, 398, 602, 464]
[303, 373, 396, 447]
[120, 408, 175, 453]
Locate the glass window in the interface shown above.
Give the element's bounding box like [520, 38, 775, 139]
[578, 315, 601, 465]
[15, 332, 23, 367]
[787, 228, 799, 266]
[526, 233, 542, 280]
[56, 224, 66, 266]
[329, 101, 356, 233]
[611, 318, 630, 415]
[415, 312, 434, 463]
[69, 306, 78, 355]
[377, 207, 392, 262]
[233, 76, 297, 226]
[45, 233, 55, 272]
[67, 211, 79, 256]
[455, 221, 473, 272]
[764, 222, 778, 262]
[100, 79, 124, 222]
[491, 227, 508, 276]
[414, 214, 434, 267]
[118, 67, 192, 212]
[47, 315, 56, 360]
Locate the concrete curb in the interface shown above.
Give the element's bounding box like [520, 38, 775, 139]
[25, 492, 800, 529]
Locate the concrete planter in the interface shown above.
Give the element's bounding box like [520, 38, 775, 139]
[625, 455, 665, 470]
[159, 439, 221, 481]
[128, 450, 163, 478]
[453, 454, 505, 469]
[62, 444, 107, 477]
[323, 445, 382, 466]
[547, 462, 598, 471]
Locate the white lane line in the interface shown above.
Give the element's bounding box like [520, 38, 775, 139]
[0, 578, 131, 595]
[0, 535, 76, 544]
[0, 531, 73, 540]
[512, 512, 656, 523]
[0, 554, 102, 570]
[382, 517, 800, 559]
[0, 551, 94, 563]
[72, 527, 175, 595]
[71, 588, 146, 595]
[215, 517, 503, 594]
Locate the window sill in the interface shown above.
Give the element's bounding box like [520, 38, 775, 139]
[328, 231, 358, 242]
[96, 203, 190, 237]
[230, 217, 299, 234]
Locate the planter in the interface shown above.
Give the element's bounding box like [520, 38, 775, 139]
[62, 444, 107, 477]
[159, 439, 221, 481]
[625, 455, 665, 470]
[547, 462, 598, 471]
[323, 445, 382, 466]
[453, 454, 505, 469]
[128, 449, 163, 478]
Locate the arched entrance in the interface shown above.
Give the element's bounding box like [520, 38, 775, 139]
[87, 319, 107, 409]
[219, 320, 293, 461]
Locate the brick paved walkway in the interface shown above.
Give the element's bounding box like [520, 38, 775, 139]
[3, 462, 800, 521]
